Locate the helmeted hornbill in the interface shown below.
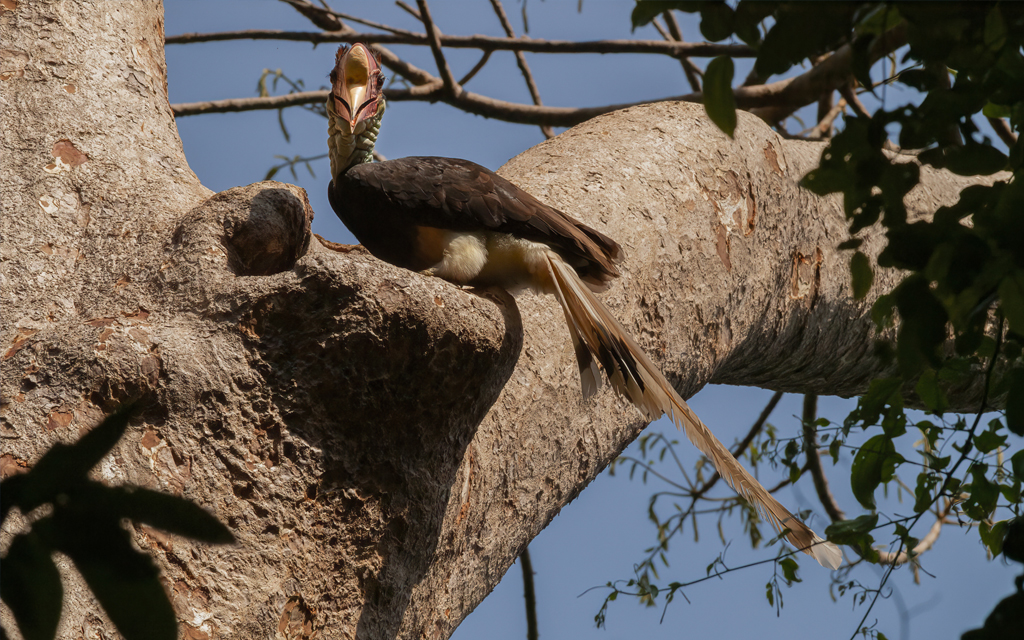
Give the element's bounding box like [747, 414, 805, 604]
[326, 44, 841, 570]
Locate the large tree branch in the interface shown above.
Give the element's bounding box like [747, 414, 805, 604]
[164, 28, 755, 57]
[170, 24, 906, 131]
[1, 3, 996, 640]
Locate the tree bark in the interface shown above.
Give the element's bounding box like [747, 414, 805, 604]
[0, 2, 992, 640]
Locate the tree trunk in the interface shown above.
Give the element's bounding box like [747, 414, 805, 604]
[0, 2, 990, 639]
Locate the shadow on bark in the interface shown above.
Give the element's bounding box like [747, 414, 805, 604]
[247, 272, 523, 637]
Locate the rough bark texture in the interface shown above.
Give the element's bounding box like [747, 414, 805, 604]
[0, 2, 993, 640]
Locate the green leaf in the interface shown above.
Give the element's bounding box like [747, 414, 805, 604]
[893, 523, 919, 556]
[974, 428, 1008, 454]
[921, 451, 950, 471]
[999, 271, 1024, 336]
[849, 35, 876, 94]
[964, 464, 1000, 520]
[850, 251, 873, 299]
[756, 4, 859, 77]
[851, 435, 904, 509]
[984, 5, 1007, 51]
[825, 514, 879, 544]
[1003, 517, 1024, 564]
[0, 531, 63, 640]
[854, 4, 903, 37]
[914, 368, 947, 413]
[779, 557, 802, 585]
[871, 294, 896, 330]
[732, 1, 775, 47]
[983, 102, 1012, 119]
[1001, 482, 1020, 505]
[699, 2, 734, 42]
[703, 56, 737, 137]
[1005, 369, 1024, 437]
[918, 144, 1009, 176]
[894, 277, 949, 376]
[1010, 450, 1024, 480]
[980, 520, 1008, 556]
[850, 377, 903, 428]
[914, 472, 938, 513]
[113, 487, 235, 544]
[54, 516, 177, 640]
[630, 1, 701, 30]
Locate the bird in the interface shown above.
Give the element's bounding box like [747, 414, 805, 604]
[326, 43, 842, 570]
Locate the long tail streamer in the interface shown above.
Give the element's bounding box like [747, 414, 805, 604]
[546, 255, 842, 570]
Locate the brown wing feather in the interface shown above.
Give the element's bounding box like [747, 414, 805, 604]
[338, 157, 622, 287]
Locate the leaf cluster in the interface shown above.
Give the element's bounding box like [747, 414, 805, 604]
[0, 403, 235, 640]
[610, 2, 1024, 633]
[641, 0, 1024, 539]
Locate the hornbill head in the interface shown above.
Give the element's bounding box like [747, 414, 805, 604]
[330, 43, 385, 134]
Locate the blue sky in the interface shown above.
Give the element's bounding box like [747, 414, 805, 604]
[163, 2, 1020, 639]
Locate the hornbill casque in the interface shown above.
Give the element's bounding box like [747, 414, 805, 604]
[326, 44, 842, 570]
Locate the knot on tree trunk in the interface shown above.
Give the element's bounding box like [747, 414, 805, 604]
[197, 181, 315, 277]
[168, 181, 314, 289]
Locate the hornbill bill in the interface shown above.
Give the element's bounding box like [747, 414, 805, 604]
[326, 44, 842, 570]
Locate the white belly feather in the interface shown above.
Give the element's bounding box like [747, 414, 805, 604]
[425, 230, 554, 293]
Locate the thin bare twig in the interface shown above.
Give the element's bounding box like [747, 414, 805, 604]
[987, 116, 1018, 148]
[394, 0, 421, 21]
[839, 83, 872, 119]
[457, 50, 493, 86]
[164, 29, 755, 58]
[373, 43, 438, 86]
[278, 0, 343, 31]
[416, 0, 460, 97]
[659, 11, 702, 93]
[929, 61, 964, 147]
[173, 91, 327, 116]
[489, 0, 553, 138]
[519, 548, 539, 640]
[816, 90, 833, 130]
[322, 6, 422, 38]
[742, 66, 763, 88]
[801, 394, 845, 523]
[809, 98, 846, 139]
[765, 462, 807, 494]
[650, 18, 672, 40]
[874, 501, 952, 565]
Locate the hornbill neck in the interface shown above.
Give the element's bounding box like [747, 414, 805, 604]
[326, 94, 384, 180]
[326, 42, 387, 179]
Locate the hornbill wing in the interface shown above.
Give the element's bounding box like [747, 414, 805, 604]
[338, 156, 622, 286]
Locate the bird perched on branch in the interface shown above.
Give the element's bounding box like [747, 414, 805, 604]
[326, 43, 842, 570]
